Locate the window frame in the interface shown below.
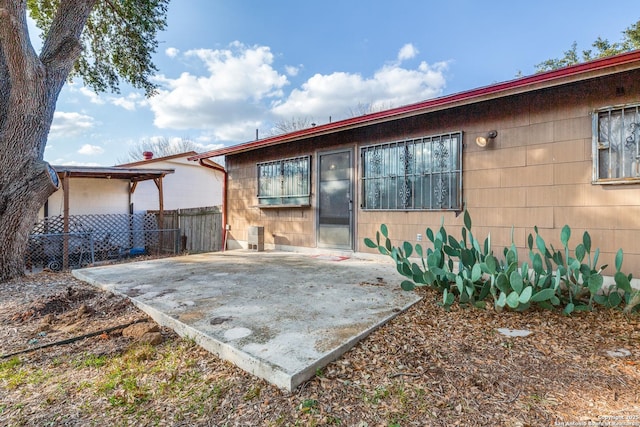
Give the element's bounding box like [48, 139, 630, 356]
[256, 155, 311, 207]
[360, 131, 463, 211]
[592, 103, 640, 184]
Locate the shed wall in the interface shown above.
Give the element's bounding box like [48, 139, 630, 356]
[130, 158, 224, 213]
[42, 179, 130, 217]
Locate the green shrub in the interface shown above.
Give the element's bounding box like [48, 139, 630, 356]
[364, 210, 640, 314]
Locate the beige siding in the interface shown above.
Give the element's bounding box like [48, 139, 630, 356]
[226, 144, 321, 249]
[224, 70, 640, 277]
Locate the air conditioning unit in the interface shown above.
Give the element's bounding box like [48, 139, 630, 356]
[247, 226, 264, 251]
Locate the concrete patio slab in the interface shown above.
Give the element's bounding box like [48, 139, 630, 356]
[72, 251, 421, 391]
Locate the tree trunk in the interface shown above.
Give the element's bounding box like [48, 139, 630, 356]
[0, 161, 59, 281]
[0, 0, 94, 281]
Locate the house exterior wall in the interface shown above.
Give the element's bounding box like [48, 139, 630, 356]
[129, 157, 224, 213]
[224, 70, 640, 277]
[225, 138, 321, 250]
[41, 178, 130, 217]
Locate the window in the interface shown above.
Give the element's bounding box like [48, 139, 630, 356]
[257, 155, 311, 206]
[361, 131, 462, 210]
[594, 104, 640, 183]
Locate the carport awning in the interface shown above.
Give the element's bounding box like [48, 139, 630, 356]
[52, 165, 175, 219]
[53, 166, 174, 182]
[51, 165, 175, 270]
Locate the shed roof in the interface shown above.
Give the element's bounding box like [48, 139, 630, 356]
[189, 49, 640, 160]
[53, 165, 174, 182]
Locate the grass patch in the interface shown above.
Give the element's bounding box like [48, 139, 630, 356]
[372, 385, 390, 403]
[1, 357, 22, 371]
[74, 352, 108, 369]
[87, 339, 233, 420]
[298, 398, 319, 414]
[0, 357, 52, 389]
[0, 357, 24, 389]
[183, 382, 229, 418]
[243, 383, 261, 401]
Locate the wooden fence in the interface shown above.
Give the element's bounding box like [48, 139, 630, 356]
[149, 206, 223, 253]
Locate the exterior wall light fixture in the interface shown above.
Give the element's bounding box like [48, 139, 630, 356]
[475, 130, 498, 147]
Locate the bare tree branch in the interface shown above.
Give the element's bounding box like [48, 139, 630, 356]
[267, 117, 315, 136]
[117, 137, 200, 164]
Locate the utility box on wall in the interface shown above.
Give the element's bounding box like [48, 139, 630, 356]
[247, 226, 264, 251]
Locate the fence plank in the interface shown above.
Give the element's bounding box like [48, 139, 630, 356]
[149, 206, 222, 254]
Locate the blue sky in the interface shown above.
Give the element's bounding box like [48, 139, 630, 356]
[42, 0, 639, 166]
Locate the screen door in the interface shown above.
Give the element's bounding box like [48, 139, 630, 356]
[317, 150, 353, 249]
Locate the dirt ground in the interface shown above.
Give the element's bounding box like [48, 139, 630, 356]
[1, 271, 639, 426]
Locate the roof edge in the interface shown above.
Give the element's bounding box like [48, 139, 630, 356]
[189, 49, 640, 161]
[53, 165, 175, 181]
[117, 151, 199, 167]
[199, 158, 225, 171]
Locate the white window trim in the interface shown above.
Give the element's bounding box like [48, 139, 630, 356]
[256, 155, 311, 207]
[592, 103, 640, 185]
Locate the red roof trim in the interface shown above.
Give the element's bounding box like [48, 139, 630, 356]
[200, 158, 226, 172]
[189, 50, 640, 161]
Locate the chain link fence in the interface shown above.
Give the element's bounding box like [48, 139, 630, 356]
[26, 213, 181, 272]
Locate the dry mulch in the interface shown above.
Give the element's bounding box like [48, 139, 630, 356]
[1, 271, 639, 426]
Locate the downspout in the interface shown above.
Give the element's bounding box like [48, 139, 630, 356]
[199, 159, 227, 251]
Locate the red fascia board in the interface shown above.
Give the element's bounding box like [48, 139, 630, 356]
[188, 49, 640, 161]
[200, 158, 225, 172]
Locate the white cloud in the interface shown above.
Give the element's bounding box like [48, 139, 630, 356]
[78, 144, 105, 155]
[72, 83, 143, 110]
[145, 42, 448, 143]
[51, 159, 102, 167]
[79, 87, 106, 105]
[165, 47, 180, 58]
[271, 59, 448, 120]
[193, 134, 226, 151]
[197, 142, 225, 151]
[49, 112, 96, 139]
[397, 43, 419, 62]
[285, 65, 300, 76]
[111, 93, 143, 111]
[148, 42, 289, 141]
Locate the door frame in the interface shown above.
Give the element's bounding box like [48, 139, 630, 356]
[316, 148, 355, 250]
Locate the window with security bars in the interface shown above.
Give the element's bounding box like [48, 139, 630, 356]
[594, 104, 640, 183]
[257, 155, 311, 205]
[361, 131, 462, 210]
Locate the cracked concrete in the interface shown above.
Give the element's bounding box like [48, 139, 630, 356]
[73, 250, 421, 391]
